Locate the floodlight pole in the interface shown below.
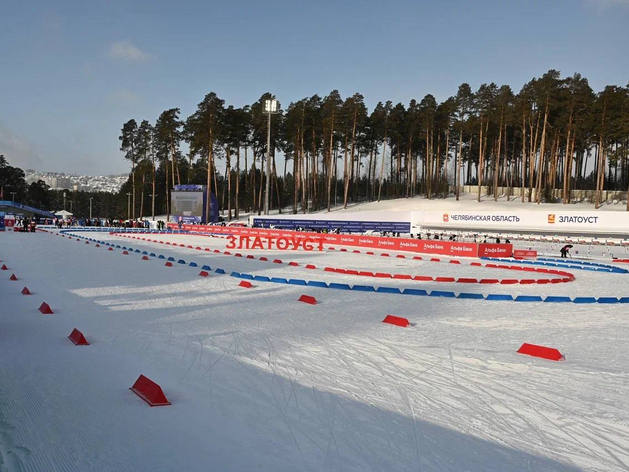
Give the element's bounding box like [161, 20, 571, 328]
[10, 192, 17, 202]
[263, 98, 277, 216]
[89, 197, 94, 220]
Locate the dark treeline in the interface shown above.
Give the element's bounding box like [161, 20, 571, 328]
[120, 70, 629, 220]
[3, 70, 629, 221]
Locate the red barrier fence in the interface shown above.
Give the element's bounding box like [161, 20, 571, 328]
[514, 249, 538, 259]
[169, 224, 512, 258]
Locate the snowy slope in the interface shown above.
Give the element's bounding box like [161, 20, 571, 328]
[1, 229, 629, 471]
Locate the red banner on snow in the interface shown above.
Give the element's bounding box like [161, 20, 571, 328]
[478, 243, 514, 258]
[513, 249, 538, 259]
[169, 224, 512, 258]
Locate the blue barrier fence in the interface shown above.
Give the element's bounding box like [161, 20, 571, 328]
[62, 230, 629, 305]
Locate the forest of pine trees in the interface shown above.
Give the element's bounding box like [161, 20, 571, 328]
[119, 70, 629, 220]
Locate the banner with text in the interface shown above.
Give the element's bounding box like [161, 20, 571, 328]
[420, 210, 629, 235]
[169, 224, 511, 257]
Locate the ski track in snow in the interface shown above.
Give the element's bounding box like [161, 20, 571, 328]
[1, 229, 629, 471]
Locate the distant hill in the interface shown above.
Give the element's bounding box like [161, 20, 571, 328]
[25, 170, 127, 193]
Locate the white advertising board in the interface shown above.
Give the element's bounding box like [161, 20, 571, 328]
[418, 210, 629, 235]
[250, 209, 629, 235]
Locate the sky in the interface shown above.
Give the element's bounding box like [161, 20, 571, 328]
[1, 0, 628, 175]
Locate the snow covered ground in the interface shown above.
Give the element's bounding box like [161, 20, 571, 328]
[2, 229, 629, 471]
[324, 193, 629, 214]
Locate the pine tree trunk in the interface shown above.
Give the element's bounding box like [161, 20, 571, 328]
[348, 108, 357, 205]
[456, 128, 463, 200]
[139, 168, 145, 218]
[301, 146, 306, 213]
[131, 156, 136, 220]
[226, 146, 232, 220]
[342, 132, 350, 208]
[258, 154, 264, 215]
[251, 151, 257, 213]
[244, 146, 248, 211]
[165, 158, 170, 221]
[170, 134, 176, 190]
[293, 134, 299, 213]
[378, 129, 387, 202]
[426, 127, 431, 199]
[206, 131, 213, 224]
[235, 146, 240, 219]
[528, 113, 540, 202]
[273, 155, 282, 213]
[595, 101, 607, 209]
[477, 117, 484, 202]
[151, 158, 156, 221]
[493, 113, 503, 201]
[562, 118, 572, 204]
[367, 148, 373, 198]
[312, 131, 318, 210]
[326, 114, 335, 211]
[521, 113, 527, 202]
[443, 125, 450, 198]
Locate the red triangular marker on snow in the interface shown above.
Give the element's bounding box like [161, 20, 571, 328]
[382, 315, 409, 328]
[298, 295, 317, 305]
[21, 287, 31, 295]
[130, 375, 171, 406]
[68, 328, 89, 346]
[9, 273, 17, 281]
[39, 302, 53, 314]
[517, 343, 564, 361]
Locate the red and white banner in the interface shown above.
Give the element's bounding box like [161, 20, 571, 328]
[513, 249, 538, 259]
[169, 224, 512, 258]
[478, 244, 514, 258]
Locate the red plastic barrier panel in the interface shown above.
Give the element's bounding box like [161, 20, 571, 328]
[9, 273, 17, 281]
[130, 375, 171, 406]
[382, 315, 410, 328]
[517, 343, 564, 361]
[21, 287, 31, 295]
[68, 328, 89, 346]
[1, 264, 8, 270]
[142, 255, 149, 260]
[199, 271, 209, 277]
[39, 302, 53, 314]
[514, 249, 538, 259]
[393, 274, 412, 280]
[478, 244, 514, 258]
[239, 281, 253, 288]
[298, 295, 317, 305]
